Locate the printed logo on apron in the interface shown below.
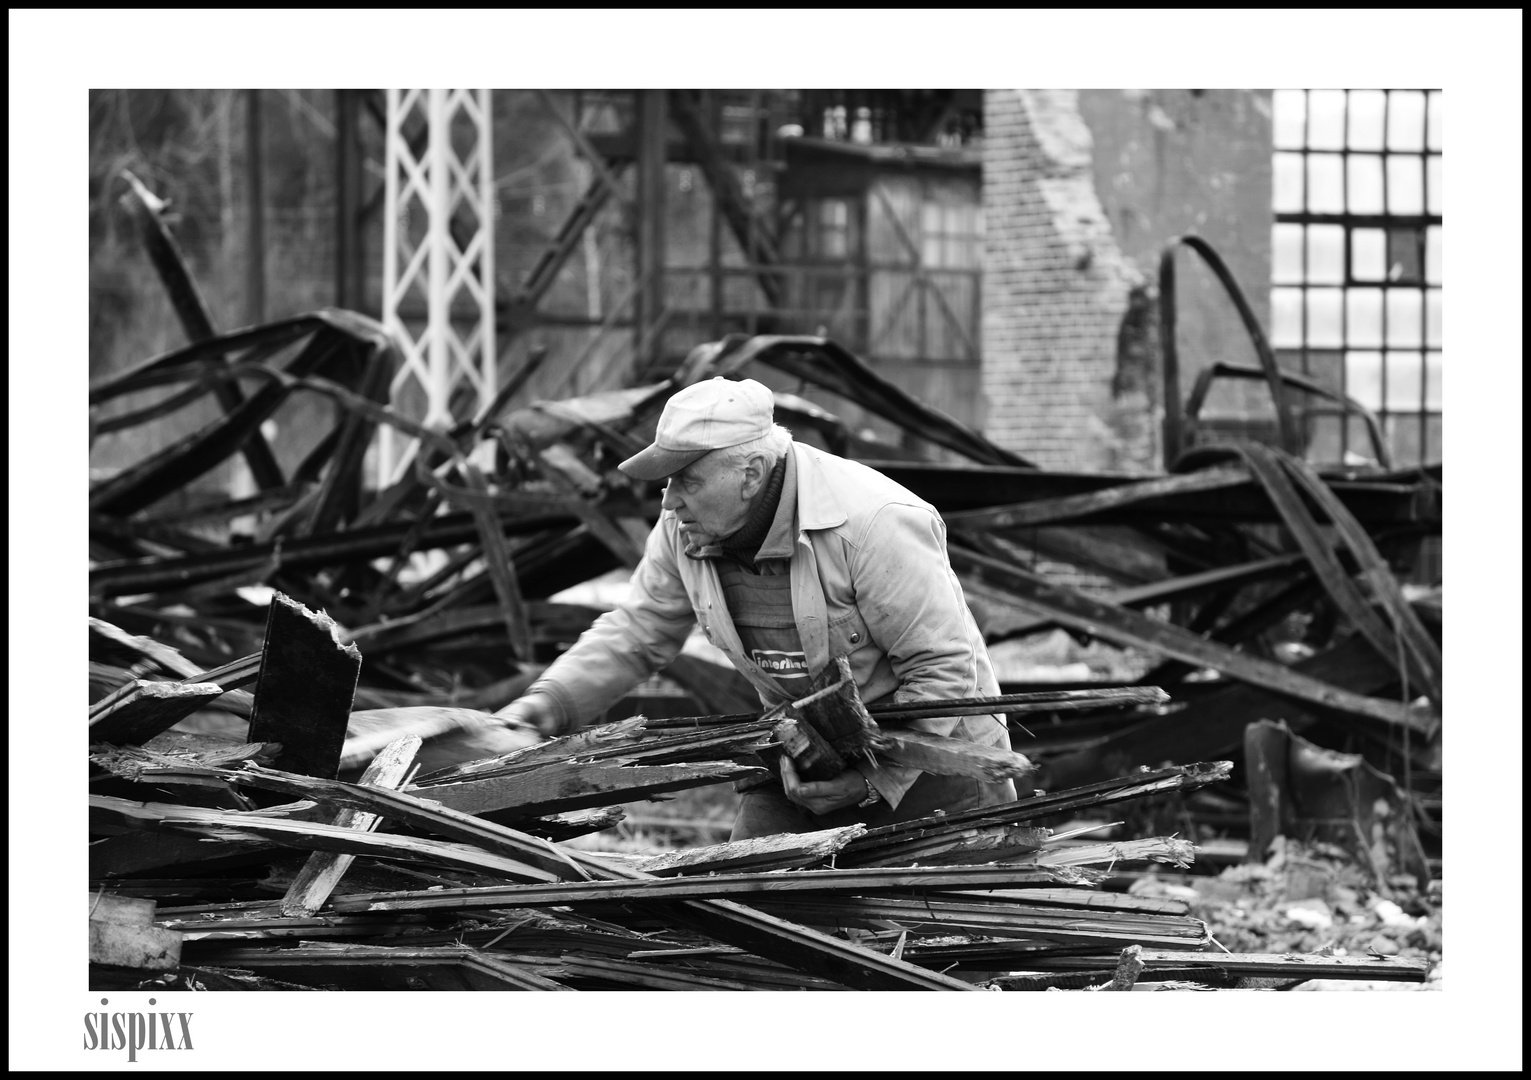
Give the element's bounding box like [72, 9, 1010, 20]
[750, 648, 809, 683]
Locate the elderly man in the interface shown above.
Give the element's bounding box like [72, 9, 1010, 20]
[496, 376, 1016, 839]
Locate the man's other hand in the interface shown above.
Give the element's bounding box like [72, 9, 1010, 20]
[494, 693, 561, 738]
[780, 756, 874, 815]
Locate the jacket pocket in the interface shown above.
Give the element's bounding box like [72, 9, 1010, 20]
[827, 606, 873, 660]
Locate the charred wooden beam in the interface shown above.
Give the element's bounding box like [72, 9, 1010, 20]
[89, 316, 380, 517]
[967, 553, 1310, 641]
[946, 544, 1427, 733]
[710, 335, 1031, 468]
[116, 170, 284, 490]
[944, 466, 1252, 530]
[248, 593, 362, 781]
[89, 507, 583, 598]
[1045, 612, 1439, 789]
[868, 459, 1441, 526]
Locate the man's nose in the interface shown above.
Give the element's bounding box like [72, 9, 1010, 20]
[660, 481, 683, 511]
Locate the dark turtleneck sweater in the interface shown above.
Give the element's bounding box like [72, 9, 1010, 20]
[718, 453, 789, 570]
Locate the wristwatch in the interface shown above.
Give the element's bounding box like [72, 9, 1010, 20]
[857, 773, 882, 808]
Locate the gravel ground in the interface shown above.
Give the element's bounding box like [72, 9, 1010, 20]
[1128, 835, 1442, 990]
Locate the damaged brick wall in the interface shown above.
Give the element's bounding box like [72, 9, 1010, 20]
[982, 89, 1274, 474]
[982, 89, 1148, 473]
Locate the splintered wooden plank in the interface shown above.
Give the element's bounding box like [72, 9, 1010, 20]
[636, 686, 1171, 732]
[555, 955, 762, 991]
[796, 655, 881, 760]
[773, 717, 847, 781]
[280, 735, 421, 917]
[190, 943, 571, 991]
[416, 717, 652, 783]
[339, 706, 532, 773]
[836, 823, 1052, 869]
[840, 761, 1234, 860]
[165, 913, 432, 941]
[325, 864, 1140, 912]
[939, 888, 1192, 916]
[629, 953, 847, 992]
[746, 895, 1210, 948]
[411, 716, 775, 785]
[112, 737, 277, 773]
[89, 617, 205, 678]
[635, 825, 867, 877]
[88, 794, 559, 885]
[88, 830, 275, 878]
[408, 760, 764, 819]
[520, 807, 626, 842]
[872, 729, 1035, 782]
[88, 679, 227, 746]
[661, 898, 979, 990]
[248, 592, 362, 780]
[1026, 837, 1199, 870]
[152, 813, 564, 885]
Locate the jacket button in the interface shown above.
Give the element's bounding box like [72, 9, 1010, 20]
[849, 631, 861, 643]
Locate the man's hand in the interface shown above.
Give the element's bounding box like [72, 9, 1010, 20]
[494, 693, 562, 738]
[780, 755, 875, 816]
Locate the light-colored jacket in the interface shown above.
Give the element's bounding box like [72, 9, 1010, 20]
[524, 441, 1012, 808]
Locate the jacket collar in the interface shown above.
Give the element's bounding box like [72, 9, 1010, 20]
[791, 442, 849, 532]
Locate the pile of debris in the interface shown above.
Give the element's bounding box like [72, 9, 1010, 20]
[88, 192, 1440, 988]
[89, 600, 1428, 991]
[89, 318, 1443, 868]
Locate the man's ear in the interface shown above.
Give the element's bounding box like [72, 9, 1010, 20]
[739, 453, 769, 499]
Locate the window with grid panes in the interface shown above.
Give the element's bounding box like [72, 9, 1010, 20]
[1270, 89, 1441, 467]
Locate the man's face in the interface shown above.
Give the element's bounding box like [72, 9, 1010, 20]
[660, 453, 752, 545]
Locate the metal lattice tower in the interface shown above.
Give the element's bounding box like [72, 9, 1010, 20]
[377, 88, 496, 486]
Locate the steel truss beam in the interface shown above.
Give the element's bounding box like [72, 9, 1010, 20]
[379, 89, 496, 487]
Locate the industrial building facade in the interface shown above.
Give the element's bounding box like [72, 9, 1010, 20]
[88, 89, 1442, 519]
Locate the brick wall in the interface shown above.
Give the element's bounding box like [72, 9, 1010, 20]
[982, 89, 1274, 477]
[981, 90, 1151, 474]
